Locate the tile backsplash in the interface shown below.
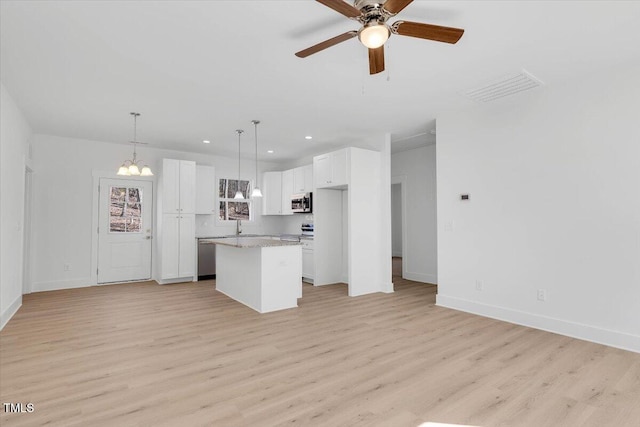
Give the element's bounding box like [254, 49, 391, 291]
[194, 214, 312, 238]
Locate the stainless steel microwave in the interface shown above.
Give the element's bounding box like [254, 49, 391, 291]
[291, 193, 312, 213]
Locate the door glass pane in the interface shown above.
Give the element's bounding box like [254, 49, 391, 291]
[110, 186, 143, 233]
[127, 203, 142, 233]
[110, 187, 126, 232]
[128, 188, 141, 203]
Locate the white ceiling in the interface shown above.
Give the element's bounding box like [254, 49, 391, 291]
[2, 1, 640, 161]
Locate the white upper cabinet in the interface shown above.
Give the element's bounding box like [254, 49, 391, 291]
[263, 166, 311, 215]
[314, 148, 348, 189]
[281, 169, 294, 215]
[293, 164, 313, 193]
[179, 161, 196, 214]
[162, 159, 196, 213]
[162, 159, 180, 213]
[195, 165, 216, 215]
[262, 171, 283, 215]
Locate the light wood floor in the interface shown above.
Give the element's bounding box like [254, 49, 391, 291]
[392, 256, 402, 277]
[1, 279, 639, 427]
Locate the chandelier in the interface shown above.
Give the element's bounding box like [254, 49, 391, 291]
[117, 112, 153, 176]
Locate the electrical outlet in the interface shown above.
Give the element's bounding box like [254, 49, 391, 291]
[475, 280, 483, 291]
[537, 289, 546, 301]
[64, 264, 70, 271]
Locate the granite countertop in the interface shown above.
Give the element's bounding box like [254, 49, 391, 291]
[197, 234, 313, 241]
[196, 234, 272, 239]
[199, 237, 302, 248]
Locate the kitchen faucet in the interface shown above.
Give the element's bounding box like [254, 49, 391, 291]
[236, 219, 242, 236]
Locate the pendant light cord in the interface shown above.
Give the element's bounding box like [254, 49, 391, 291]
[236, 129, 244, 194]
[252, 120, 260, 189]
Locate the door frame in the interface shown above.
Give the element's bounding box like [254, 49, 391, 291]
[90, 171, 155, 286]
[391, 175, 408, 279]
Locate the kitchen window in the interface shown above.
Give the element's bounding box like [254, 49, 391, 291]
[218, 178, 252, 221]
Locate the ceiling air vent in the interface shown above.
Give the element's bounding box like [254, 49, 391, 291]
[463, 70, 544, 103]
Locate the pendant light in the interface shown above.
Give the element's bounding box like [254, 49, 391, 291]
[250, 120, 263, 198]
[234, 129, 244, 200]
[117, 112, 153, 176]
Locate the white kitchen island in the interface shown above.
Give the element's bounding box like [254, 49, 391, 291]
[200, 237, 302, 313]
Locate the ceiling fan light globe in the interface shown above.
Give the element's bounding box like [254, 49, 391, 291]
[358, 24, 389, 49]
[128, 163, 141, 176]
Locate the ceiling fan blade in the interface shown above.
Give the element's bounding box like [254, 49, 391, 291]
[368, 46, 385, 75]
[382, 0, 414, 15]
[316, 0, 362, 18]
[392, 21, 464, 44]
[295, 31, 358, 58]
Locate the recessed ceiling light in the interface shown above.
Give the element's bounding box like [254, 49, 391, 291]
[203, 140, 210, 144]
[305, 136, 313, 140]
[267, 150, 274, 154]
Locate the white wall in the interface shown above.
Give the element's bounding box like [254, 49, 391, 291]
[0, 83, 32, 329]
[391, 184, 402, 257]
[277, 213, 314, 236]
[348, 147, 386, 296]
[391, 145, 437, 283]
[30, 134, 282, 292]
[436, 64, 640, 353]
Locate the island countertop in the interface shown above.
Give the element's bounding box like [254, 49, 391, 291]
[200, 237, 302, 248]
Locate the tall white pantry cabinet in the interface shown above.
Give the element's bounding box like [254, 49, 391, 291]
[157, 159, 196, 283]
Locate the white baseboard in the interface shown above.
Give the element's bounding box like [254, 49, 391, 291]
[157, 277, 194, 285]
[404, 271, 437, 284]
[436, 294, 640, 354]
[31, 278, 93, 292]
[381, 281, 394, 293]
[1, 295, 22, 330]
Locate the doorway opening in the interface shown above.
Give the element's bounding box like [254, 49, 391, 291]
[391, 182, 403, 278]
[390, 177, 407, 283]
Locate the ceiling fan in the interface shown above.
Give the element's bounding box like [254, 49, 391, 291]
[295, 0, 464, 75]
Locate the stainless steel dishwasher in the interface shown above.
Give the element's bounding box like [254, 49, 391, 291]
[197, 239, 216, 279]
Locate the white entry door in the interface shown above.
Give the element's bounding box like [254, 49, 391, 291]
[98, 178, 153, 284]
